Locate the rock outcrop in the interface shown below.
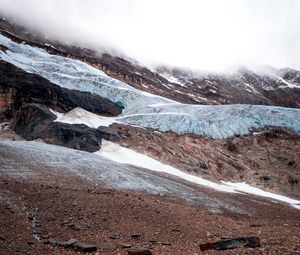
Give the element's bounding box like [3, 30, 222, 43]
[0, 60, 122, 122]
[12, 103, 119, 152]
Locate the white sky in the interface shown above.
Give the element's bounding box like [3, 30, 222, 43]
[0, 0, 299, 71]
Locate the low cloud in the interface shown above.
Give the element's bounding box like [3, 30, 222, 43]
[0, 0, 299, 71]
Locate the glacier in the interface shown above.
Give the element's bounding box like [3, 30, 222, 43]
[1, 33, 300, 139]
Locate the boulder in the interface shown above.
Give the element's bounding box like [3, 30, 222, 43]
[199, 236, 261, 251]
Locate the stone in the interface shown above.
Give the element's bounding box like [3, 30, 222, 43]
[110, 234, 120, 240]
[73, 242, 97, 252]
[199, 236, 261, 251]
[122, 243, 132, 249]
[46, 238, 96, 252]
[131, 233, 141, 239]
[65, 238, 78, 246]
[127, 248, 152, 255]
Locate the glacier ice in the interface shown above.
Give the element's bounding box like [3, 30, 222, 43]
[1, 34, 300, 139]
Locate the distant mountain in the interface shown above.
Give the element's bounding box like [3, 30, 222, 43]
[1, 16, 300, 108]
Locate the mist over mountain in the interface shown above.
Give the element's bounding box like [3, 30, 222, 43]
[1, 0, 300, 71]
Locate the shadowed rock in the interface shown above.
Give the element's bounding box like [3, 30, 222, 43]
[12, 103, 119, 152]
[128, 248, 152, 255]
[199, 236, 261, 251]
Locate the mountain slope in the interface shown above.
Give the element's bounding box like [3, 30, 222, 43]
[1, 17, 300, 108]
[1, 34, 300, 139]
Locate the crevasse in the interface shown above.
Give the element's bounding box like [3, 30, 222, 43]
[1, 34, 300, 139]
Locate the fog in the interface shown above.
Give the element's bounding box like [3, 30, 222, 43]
[0, 0, 299, 71]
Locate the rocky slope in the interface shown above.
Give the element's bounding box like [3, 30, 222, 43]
[107, 123, 300, 198]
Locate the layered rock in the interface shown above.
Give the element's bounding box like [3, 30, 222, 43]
[0, 60, 122, 122]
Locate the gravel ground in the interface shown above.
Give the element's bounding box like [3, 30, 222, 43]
[0, 141, 300, 255]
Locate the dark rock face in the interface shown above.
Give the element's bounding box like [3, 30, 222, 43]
[12, 103, 120, 152]
[200, 236, 261, 251]
[0, 60, 123, 152]
[12, 103, 56, 138]
[97, 126, 121, 142]
[45, 123, 103, 152]
[0, 60, 122, 122]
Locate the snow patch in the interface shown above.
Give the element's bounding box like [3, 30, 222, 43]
[96, 141, 300, 208]
[277, 76, 300, 89]
[50, 108, 117, 128]
[244, 83, 261, 94]
[95, 140, 237, 193]
[222, 182, 300, 207]
[158, 72, 187, 87]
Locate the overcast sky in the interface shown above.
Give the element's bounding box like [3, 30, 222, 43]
[0, 0, 299, 71]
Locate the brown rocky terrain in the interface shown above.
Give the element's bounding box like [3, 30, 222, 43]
[1, 172, 300, 255]
[1, 139, 300, 255]
[106, 124, 300, 199]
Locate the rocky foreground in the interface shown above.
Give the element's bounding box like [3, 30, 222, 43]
[1, 169, 300, 255]
[1, 140, 300, 255]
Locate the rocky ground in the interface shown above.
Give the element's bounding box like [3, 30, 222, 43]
[1, 140, 300, 255]
[1, 176, 300, 255]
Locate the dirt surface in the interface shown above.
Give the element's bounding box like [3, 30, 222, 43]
[1, 176, 300, 255]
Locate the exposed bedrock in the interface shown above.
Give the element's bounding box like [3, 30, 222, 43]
[12, 103, 120, 152]
[0, 60, 122, 122]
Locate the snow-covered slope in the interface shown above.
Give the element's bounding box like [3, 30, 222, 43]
[0, 140, 248, 214]
[96, 140, 300, 209]
[1, 34, 300, 139]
